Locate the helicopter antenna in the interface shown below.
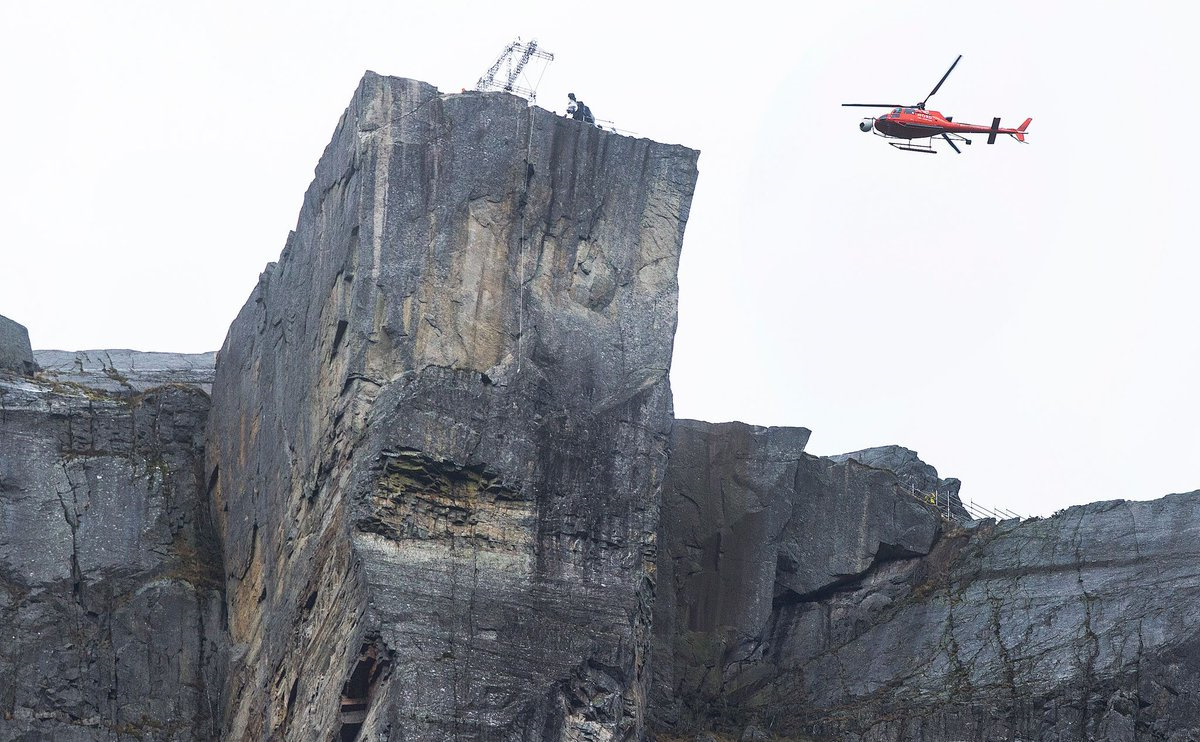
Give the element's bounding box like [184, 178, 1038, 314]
[476, 37, 555, 103]
[919, 54, 962, 109]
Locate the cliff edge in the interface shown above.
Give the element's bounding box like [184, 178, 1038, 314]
[205, 72, 698, 741]
[4, 69, 1200, 742]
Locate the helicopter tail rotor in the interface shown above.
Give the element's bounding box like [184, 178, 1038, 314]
[1013, 117, 1032, 143]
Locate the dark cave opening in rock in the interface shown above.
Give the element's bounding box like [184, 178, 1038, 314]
[338, 639, 389, 741]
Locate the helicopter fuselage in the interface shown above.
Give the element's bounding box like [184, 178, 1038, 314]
[872, 108, 1027, 141]
[843, 56, 1031, 152]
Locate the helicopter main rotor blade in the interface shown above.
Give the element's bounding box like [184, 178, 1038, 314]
[841, 103, 906, 108]
[921, 55, 962, 107]
[941, 133, 962, 154]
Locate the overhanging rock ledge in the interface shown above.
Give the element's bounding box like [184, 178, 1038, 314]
[204, 72, 699, 741]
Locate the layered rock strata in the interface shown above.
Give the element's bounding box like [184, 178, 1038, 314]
[35, 350, 218, 395]
[205, 73, 698, 741]
[0, 357, 224, 741]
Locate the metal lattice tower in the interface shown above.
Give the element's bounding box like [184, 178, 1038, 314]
[475, 37, 554, 102]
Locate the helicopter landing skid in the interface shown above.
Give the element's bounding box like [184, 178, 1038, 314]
[889, 141, 937, 154]
[886, 131, 973, 155]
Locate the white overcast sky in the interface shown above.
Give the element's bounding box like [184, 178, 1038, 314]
[2, 1, 1197, 517]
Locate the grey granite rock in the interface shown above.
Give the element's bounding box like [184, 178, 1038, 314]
[830, 444, 966, 519]
[205, 72, 698, 741]
[34, 349, 216, 394]
[752, 492, 1200, 741]
[650, 420, 941, 736]
[652, 419, 1200, 741]
[0, 315, 35, 376]
[0, 374, 225, 740]
[828, 445, 955, 494]
[5, 68, 1199, 742]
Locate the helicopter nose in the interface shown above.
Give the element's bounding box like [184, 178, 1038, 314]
[859, 119, 874, 133]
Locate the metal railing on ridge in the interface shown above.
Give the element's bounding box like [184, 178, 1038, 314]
[906, 484, 1023, 524]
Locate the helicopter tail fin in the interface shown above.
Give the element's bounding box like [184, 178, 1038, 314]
[1013, 117, 1032, 143]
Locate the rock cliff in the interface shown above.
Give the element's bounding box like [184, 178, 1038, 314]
[0, 351, 223, 740]
[0, 315, 35, 376]
[204, 73, 698, 740]
[3, 71, 1200, 742]
[829, 445, 962, 504]
[767, 493, 1200, 742]
[35, 350, 217, 395]
[651, 420, 1200, 742]
[650, 420, 942, 735]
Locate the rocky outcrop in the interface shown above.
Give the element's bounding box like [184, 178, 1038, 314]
[0, 363, 224, 740]
[830, 445, 968, 521]
[828, 445, 960, 500]
[6, 70, 1200, 742]
[650, 420, 942, 736]
[651, 419, 1200, 741]
[0, 315, 35, 376]
[35, 350, 217, 394]
[736, 493, 1200, 741]
[205, 73, 698, 741]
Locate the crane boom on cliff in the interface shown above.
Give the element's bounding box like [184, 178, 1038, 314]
[475, 38, 554, 102]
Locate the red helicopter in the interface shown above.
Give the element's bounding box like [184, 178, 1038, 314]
[843, 55, 1031, 154]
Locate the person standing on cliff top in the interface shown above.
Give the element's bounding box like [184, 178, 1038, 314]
[567, 93, 596, 125]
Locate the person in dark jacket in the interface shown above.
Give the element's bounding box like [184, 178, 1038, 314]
[567, 93, 596, 125]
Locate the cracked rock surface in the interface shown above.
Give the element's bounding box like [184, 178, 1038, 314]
[205, 72, 698, 741]
[761, 494, 1200, 741]
[650, 419, 941, 736]
[34, 350, 216, 395]
[829, 444, 964, 513]
[6, 71, 1200, 742]
[0, 369, 225, 740]
[651, 419, 1200, 742]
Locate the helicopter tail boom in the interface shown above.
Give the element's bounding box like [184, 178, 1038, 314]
[1013, 117, 1032, 143]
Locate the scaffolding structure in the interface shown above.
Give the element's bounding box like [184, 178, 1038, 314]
[475, 38, 554, 103]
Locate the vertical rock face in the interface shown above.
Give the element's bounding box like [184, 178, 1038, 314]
[205, 73, 698, 740]
[746, 493, 1200, 741]
[650, 420, 942, 735]
[0, 361, 223, 740]
[0, 315, 35, 376]
[653, 419, 1200, 741]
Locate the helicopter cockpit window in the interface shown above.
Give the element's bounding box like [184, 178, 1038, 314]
[903, 108, 914, 114]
